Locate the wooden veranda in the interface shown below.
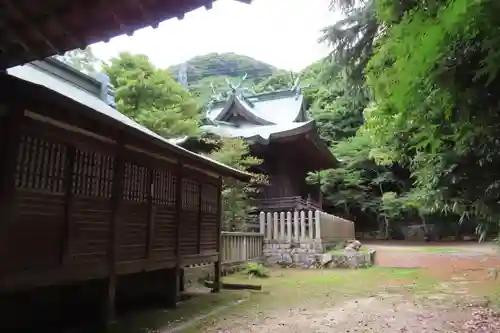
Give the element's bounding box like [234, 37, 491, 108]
[0, 70, 249, 330]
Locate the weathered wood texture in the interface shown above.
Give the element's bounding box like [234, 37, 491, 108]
[220, 232, 264, 264]
[253, 143, 322, 212]
[0, 111, 222, 292]
[0, 0, 228, 70]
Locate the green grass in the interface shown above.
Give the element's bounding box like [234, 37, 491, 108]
[391, 247, 461, 253]
[107, 267, 441, 333]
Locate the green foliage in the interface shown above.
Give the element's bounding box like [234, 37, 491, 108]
[320, 0, 379, 83]
[103, 52, 200, 138]
[56, 47, 101, 75]
[254, 70, 297, 93]
[169, 52, 277, 83]
[241, 262, 269, 278]
[169, 53, 279, 103]
[365, 0, 500, 223]
[208, 138, 267, 230]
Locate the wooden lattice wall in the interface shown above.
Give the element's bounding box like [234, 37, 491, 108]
[0, 114, 222, 291]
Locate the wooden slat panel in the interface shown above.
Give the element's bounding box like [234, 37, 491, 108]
[200, 213, 218, 252]
[117, 203, 148, 262]
[68, 197, 111, 264]
[117, 161, 149, 262]
[179, 176, 200, 256]
[179, 210, 198, 256]
[2, 191, 65, 270]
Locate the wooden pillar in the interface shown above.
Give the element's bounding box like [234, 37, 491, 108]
[170, 162, 183, 306]
[61, 145, 76, 265]
[213, 176, 223, 293]
[146, 169, 155, 259]
[0, 108, 23, 224]
[196, 182, 202, 254]
[105, 137, 125, 325]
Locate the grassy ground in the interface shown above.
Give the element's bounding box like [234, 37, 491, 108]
[105, 247, 500, 333]
[170, 267, 448, 333]
[386, 246, 461, 253]
[106, 267, 436, 333]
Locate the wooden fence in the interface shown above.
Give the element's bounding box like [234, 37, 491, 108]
[220, 210, 354, 265]
[221, 232, 264, 264]
[259, 210, 354, 242]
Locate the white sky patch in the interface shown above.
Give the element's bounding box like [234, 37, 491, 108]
[91, 0, 341, 72]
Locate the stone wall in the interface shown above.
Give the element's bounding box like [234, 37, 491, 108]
[263, 239, 339, 265]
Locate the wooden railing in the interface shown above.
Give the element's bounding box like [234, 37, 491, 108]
[221, 232, 264, 264]
[255, 196, 321, 212]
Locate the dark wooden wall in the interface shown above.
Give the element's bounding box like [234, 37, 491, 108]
[0, 112, 222, 292]
[260, 149, 308, 199]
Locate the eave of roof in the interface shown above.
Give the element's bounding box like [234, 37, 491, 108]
[214, 94, 274, 125]
[201, 121, 315, 145]
[207, 89, 304, 125]
[5, 62, 250, 182]
[0, 0, 252, 70]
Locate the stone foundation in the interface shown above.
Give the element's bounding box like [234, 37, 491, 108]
[325, 250, 376, 269]
[262, 239, 351, 266]
[263, 239, 321, 265]
[263, 237, 375, 269]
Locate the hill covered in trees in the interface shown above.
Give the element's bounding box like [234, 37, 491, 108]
[169, 52, 278, 83]
[169, 52, 294, 103]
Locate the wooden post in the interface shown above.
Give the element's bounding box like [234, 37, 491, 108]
[196, 182, 202, 254]
[266, 212, 272, 240]
[300, 211, 306, 240]
[106, 137, 125, 325]
[61, 145, 76, 265]
[213, 176, 223, 293]
[308, 210, 314, 240]
[171, 162, 183, 305]
[293, 211, 299, 241]
[259, 211, 265, 234]
[242, 236, 248, 261]
[273, 212, 278, 240]
[146, 169, 155, 259]
[0, 108, 23, 224]
[315, 210, 321, 240]
[279, 212, 285, 240]
[286, 211, 292, 242]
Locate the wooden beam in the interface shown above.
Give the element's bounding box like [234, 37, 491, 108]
[0, 107, 23, 224]
[105, 136, 125, 324]
[4, 0, 59, 53]
[146, 169, 155, 259]
[213, 176, 223, 293]
[196, 182, 202, 254]
[172, 162, 183, 306]
[61, 145, 76, 265]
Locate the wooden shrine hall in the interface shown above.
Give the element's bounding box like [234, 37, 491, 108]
[175, 78, 338, 212]
[0, 0, 252, 330]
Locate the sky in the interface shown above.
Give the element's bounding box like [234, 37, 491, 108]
[91, 0, 340, 72]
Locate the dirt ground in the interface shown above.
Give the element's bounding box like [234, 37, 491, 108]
[183, 243, 500, 333]
[112, 243, 500, 333]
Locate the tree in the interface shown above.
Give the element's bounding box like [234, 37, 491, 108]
[56, 47, 100, 75]
[102, 52, 200, 138]
[362, 0, 500, 239]
[320, 0, 379, 83]
[208, 138, 267, 230]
